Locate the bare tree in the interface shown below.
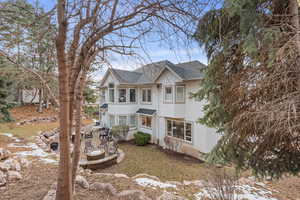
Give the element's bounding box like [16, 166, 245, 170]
[55, 0, 208, 199]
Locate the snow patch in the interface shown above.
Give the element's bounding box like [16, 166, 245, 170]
[135, 178, 177, 189]
[14, 143, 50, 157]
[1, 133, 21, 142]
[195, 184, 277, 200]
[39, 158, 58, 164]
[11, 142, 58, 164]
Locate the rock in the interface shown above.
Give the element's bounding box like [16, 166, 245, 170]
[114, 173, 129, 179]
[0, 162, 10, 172]
[43, 189, 56, 200]
[19, 158, 30, 168]
[183, 180, 205, 187]
[75, 175, 89, 189]
[84, 169, 92, 174]
[0, 170, 6, 187]
[157, 191, 187, 200]
[117, 189, 150, 200]
[3, 159, 21, 171]
[0, 148, 10, 161]
[89, 182, 117, 195]
[132, 173, 161, 181]
[7, 171, 22, 181]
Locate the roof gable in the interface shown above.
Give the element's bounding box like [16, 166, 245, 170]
[100, 60, 206, 86]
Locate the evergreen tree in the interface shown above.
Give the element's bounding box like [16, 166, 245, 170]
[0, 57, 14, 122]
[194, 0, 300, 178]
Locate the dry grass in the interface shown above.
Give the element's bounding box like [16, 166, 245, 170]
[0, 105, 92, 140]
[100, 143, 229, 182]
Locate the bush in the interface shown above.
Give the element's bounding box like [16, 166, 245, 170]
[83, 106, 98, 118]
[111, 125, 130, 141]
[134, 132, 151, 146]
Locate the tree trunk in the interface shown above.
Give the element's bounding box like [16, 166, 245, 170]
[38, 88, 43, 113]
[71, 70, 87, 192]
[289, 0, 300, 55]
[55, 0, 73, 199]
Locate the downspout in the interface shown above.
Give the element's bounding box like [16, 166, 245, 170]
[156, 84, 160, 145]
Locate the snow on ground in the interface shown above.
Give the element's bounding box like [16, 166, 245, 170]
[2, 133, 21, 142]
[195, 184, 278, 200]
[2, 133, 58, 164]
[135, 178, 177, 189]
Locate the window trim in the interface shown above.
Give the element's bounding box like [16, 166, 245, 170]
[141, 88, 152, 104]
[175, 85, 185, 103]
[129, 114, 137, 128]
[118, 88, 127, 103]
[163, 85, 173, 103]
[118, 115, 128, 126]
[165, 119, 193, 143]
[108, 83, 115, 103]
[109, 114, 115, 127]
[129, 88, 137, 103]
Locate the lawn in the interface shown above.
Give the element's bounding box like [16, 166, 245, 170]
[100, 142, 224, 182]
[0, 122, 59, 139]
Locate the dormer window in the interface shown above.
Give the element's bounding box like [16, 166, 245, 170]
[141, 88, 151, 103]
[164, 86, 173, 103]
[118, 88, 126, 103]
[129, 88, 136, 103]
[108, 83, 115, 103]
[175, 85, 185, 103]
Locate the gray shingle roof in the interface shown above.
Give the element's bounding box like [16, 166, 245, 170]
[109, 60, 206, 84]
[136, 108, 156, 115]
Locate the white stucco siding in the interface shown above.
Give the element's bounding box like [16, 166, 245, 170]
[22, 89, 39, 103]
[184, 80, 220, 153]
[108, 104, 138, 115]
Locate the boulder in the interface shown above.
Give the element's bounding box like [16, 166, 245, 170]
[89, 182, 117, 195]
[0, 148, 10, 161]
[157, 191, 187, 200]
[114, 173, 129, 179]
[7, 171, 22, 181]
[0, 162, 10, 172]
[75, 175, 89, 189]
[3, 159, 21, 171]
[19, 158, 30, 168]
[117, 189, 150, 200]
[0, 170, 6, 187]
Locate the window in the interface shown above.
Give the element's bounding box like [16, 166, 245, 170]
[164, 86, 173, 103]
[142, 88, 151, 103]
[176, 86, 185, 103]
[141, 115, 152, 129]
[109, 115, 115, 127]
[173, 120, 184, 139]
[167, 120, 172, 136]
[118, 88, 126, 102]
[129, 89, 136, 103]
[108, 83, 114, 102]
[166, 119, 192, 142]
[185, 123, 192, 142]
[129, 115, 137, 127]
[119, 115, 127, 126]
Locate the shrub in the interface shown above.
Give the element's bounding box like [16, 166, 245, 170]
[134, 132, 151, 146]
[111, 125, 130, 141]
[83, 105, 98, 118]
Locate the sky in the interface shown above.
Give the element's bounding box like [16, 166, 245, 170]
[27, 0, 208, 81]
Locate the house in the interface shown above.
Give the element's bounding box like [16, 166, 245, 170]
[99, 60, 220, 159]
